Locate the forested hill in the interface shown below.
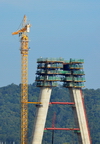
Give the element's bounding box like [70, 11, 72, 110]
[0, 83, 100, 144]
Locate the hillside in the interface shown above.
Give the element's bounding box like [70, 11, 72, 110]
[0, 83, 100, 144]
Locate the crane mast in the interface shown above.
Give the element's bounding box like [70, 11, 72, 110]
[12, 15, 30, 144]
[21, 33, 28, 144]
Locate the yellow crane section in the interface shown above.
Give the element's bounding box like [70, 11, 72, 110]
[12, 24, 30, 35]
[12, 15, 30, 144]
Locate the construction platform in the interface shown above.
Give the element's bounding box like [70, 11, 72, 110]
[35, 58, 85, 88]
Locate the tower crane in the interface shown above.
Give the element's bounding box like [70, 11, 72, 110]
[12, 15, 31, 144]
[51, 112, 56, 144]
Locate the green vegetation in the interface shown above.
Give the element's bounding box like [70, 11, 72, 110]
[0, 83, 100, 143]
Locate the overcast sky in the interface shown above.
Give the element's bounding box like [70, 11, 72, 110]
[0, 0, 100, 89]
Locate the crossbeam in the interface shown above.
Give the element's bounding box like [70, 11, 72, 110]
[49, 102, 74, 105]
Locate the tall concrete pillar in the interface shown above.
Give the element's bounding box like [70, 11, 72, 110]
[69, 88, 91, 144]
[32, 87, 52, 144]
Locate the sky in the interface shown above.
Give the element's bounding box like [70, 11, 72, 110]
[0, 0, 100, 89]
